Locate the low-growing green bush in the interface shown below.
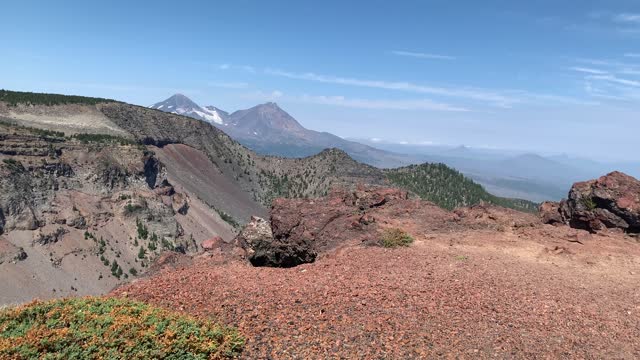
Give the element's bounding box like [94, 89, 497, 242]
[380, 228, 414, 248]
[0, 297, 244, 359]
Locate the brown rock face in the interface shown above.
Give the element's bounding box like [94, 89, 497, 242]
[540, 172, 640, 233]
[234, 187, 413, 268]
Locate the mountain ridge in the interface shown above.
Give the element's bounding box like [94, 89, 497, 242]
[151, 94, 417, 168]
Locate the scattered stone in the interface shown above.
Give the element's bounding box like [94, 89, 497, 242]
[201, 236, 223, 252]
[173, 194, 189, 215]
[13, 247, 27, 261]
[34, 227, 68, 245]
[539, 201, 566, 225]
[66, 214, 87, 229]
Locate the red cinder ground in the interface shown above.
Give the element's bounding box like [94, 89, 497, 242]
[113, 213, 640, 359]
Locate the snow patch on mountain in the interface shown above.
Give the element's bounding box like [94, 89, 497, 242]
[149, 94, 227, 125]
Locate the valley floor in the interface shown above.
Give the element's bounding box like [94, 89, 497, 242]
[113, 224, 640, 359]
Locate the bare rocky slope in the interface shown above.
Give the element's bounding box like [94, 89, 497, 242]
[0, 120, 236, 304]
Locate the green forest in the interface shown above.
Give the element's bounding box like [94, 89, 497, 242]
[0, 89, 115, 106]
[385, 163, 538, 212]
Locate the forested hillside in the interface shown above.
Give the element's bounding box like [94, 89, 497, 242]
[385, 163, 538, 212]
[0, 89, 115, 106]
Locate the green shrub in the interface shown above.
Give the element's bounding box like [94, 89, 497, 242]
[215, 209, 240, 229]
[136, 218, 149, 240]
[380, 228, 414, 248]
[161, 238, 174, 251]
[0, 297, 244, 358]
[581, 197, 597, 210]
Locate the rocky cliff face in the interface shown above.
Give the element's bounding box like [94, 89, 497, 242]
[540, 171, 640, 233]
[0, 120, 234, 304]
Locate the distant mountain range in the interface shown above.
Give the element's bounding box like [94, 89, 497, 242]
[150, 94, 414, 168]
[150, 94, 636, 203]
[351, 138, 640, 202]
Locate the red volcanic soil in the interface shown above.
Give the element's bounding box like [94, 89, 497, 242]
[113, 214, 640, 358]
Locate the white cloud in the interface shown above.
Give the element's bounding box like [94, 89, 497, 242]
[574, 58, 640, 78]
[391, 50, 456, 60]
[265, 68, 597, 108]
[243, 90, 469, 112]
[590, 75, 640, 87]
[298, 94, 469, 111]
[218, 64, 596, 108]
[614, 13, 640, 23]
[218, 64, 256, 73]
[570, 67, 608, 75]
[265, 68, 516, 107]
[624, 53, 640, 58]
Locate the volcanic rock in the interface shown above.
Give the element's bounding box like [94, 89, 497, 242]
[541, 172, 640, 233]
[33, 227, 68, 245]
[539, 201, 567, 225]
[235, 187, 421, 268]
[233, 216, 273, 253]
[201, 236, 223, 252]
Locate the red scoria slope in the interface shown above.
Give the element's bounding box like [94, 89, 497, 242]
[113, 189, 640, 359]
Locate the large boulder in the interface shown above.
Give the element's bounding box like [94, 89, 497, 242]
[541, 172, 640, 233]
[539, 201, 571, 226]
[234, 187, 409, 268]
[233, 216, 274, 257]
[233, 216, 316, 268]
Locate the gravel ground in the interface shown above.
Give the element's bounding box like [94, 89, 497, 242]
[113, 227, 640, 359]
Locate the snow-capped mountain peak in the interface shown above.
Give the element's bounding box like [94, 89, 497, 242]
[150, 94, 227, 125]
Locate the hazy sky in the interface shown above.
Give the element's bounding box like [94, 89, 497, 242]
[1, 0, 639, 161]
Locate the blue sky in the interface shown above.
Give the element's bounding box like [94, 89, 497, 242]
[1, 0, 639, 161]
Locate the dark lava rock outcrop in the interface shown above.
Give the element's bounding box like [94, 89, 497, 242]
[540, 171, 640, 233]
[232, 187, 428, 268]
